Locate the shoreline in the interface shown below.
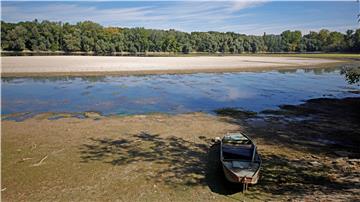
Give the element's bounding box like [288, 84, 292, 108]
[1, 55, 344, 77]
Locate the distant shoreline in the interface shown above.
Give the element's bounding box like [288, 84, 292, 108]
[2, 51, 359, 57]
[1, 55, 343, 77]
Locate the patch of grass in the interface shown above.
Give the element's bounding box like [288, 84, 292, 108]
[214, 108, 257, 119]
[268, 53, 360, 59]
[182, 53, 360, 60]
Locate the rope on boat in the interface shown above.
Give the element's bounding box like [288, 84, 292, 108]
[242, 177, 248, 192]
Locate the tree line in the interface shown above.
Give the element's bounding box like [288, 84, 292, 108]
[1, 20, 360, 54]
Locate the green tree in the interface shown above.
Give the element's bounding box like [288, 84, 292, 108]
[352, 29, 360, 51]
[62, 23, 81, 51]
[7, 25, 28, 51]
[281, 30, 302, 52]
[327, 31, 345, 51]
[1, 20, 359, 54]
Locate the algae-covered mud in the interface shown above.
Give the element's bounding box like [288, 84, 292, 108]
[2, 67, 359, 117]
[2, 98, 359, 201]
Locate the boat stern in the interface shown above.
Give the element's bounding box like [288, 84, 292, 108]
[222, 161, 260, 184]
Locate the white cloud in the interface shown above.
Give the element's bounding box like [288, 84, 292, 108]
[2, 3, 159, 23]
[229, 0, 267, 12]
[1, 1, 266, 32]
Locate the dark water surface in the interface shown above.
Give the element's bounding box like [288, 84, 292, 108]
[2, 67, 359, 116]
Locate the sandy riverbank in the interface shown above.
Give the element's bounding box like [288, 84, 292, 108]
[1, 56, 340, 76]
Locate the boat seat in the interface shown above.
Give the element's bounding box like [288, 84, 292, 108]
[223, 145, 255, 160]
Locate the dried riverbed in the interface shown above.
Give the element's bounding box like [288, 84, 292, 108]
[1, 56, 339, 77]
[2, 97, 359, 201]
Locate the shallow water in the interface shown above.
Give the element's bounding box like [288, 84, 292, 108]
[1, 67, 359, 116]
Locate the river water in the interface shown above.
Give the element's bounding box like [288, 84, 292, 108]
[2, 67, 359, 116]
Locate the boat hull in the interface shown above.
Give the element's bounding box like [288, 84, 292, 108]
[220, 132, 262, 185]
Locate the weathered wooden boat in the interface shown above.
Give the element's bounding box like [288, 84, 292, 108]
[220, 132, 261, 187]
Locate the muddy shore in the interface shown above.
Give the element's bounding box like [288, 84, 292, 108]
[2, 97, 359, 201]
[1, 56, 340, 77]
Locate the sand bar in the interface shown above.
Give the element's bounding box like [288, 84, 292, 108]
[1, 56, 340, 76]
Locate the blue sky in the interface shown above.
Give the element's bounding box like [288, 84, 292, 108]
[1, 1, 359, 35]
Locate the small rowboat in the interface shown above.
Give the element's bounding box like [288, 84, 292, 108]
[220, 132, 261, 189]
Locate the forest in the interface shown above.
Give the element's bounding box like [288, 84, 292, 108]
[1, 20, 360, 54]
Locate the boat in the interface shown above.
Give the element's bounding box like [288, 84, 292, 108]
[220, 132, 261, 187]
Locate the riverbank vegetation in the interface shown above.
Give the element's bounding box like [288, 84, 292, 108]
[1, 20, 359, 55]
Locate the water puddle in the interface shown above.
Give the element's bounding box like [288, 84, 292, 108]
[2, 67, 359, 117]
